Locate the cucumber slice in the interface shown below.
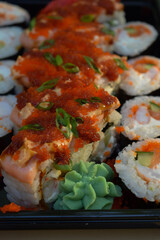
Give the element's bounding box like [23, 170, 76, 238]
[144, 63, 155, 70]
[135, 151, 154, 167]
[149, 101, 160, 112]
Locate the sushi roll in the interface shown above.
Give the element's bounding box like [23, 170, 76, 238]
[0, 60, 16, 94]
[115, 139, 160, 202]
[12, 46, 126, 94]
[120, 96, 160, 140]
[0, 95, 17, 138]
[114, 22, 158, 56]
[0, 83, 120, 207]
[40, 0, 126, 26]
[0, 2, 30, 27]
[120, 56, 160, 96]
[0, 27, 23, 59]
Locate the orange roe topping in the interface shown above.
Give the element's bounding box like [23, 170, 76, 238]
[131, 105, 139, 115]
[0, 203, 36, 213]
[115, 126, 124, 134]
[125, 24, 151, 37]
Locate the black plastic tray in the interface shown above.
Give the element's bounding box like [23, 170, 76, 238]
[1, 0, 160, 229]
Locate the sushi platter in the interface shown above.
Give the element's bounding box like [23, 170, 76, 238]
[1, 0, 160, 229]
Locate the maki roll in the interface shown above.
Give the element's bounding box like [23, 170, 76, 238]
[0, 95, 17, 139]
[120, 56, 160, 96]
[0, 83, 120, 207]
[120, 96, 160, 140]
[0, 27, 23, 59]
[0, 2, 30, 27]
[114, 22, 158, 56]
[0, 60, 15, 94]
[115, 139, 160, 202]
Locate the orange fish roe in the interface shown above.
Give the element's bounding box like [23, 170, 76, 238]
[131, 105, 139, 115]
[115, 126, 124, 134]
[115, 159, 121, 164]
[104, 151, 110, 157]
[0, 202, 37, 213]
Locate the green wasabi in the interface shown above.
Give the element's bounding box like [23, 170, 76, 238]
[54, 161, 122, 210]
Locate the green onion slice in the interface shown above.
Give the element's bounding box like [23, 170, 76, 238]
[144, 63, 155, 70]
[75, 98, 89, 105]
[75, 117, 84, 124]
[62, 63, 80, 73]
[39, 39, 55, 50]
[47, 15, 63, 20]
[114, 58, 128, 70]
[80, 14, 95, 23]
[44, 52, 63, 66]
[36, 101, 54, 111]
[56, 108, 80, 138]
[37, 78, 59, 92]
[93, 83, 99, 90]
[84, 56, 101, 74]
[53, 162, 72, 172]
[29, 18, 36, 31]
[90, 97, 101, 103]
[101, 27, 115, 36]
[55, 54, 63, 66]
[19, 124, 44, 131]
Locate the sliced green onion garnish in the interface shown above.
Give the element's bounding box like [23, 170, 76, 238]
[53, 162, 72, 172]
[75, 98, 89, 105]
[44, 52, 63, 66]
[90, 97, 101, 103]
[29, 18, 36, 31]
[55, 54, 63, 66]
[114, 58, 128, 70]
[93, 83, 99, 90]
[144, 63, 155, 70]
[84, 56, 101, 74]
[56, 108, 80, 138]
[62, 63, 80, 73]
[37, 78, 59, 92]
[47, 15, 63, 20]
[36, 101, 54, 111]
[125, 27, 137, 34]
[75, 117, 84, 124]
[80, 14, 95, 23]
[44, 52, 56, 64]
[19, 124, 44, 131]
[39, 39, 55, 50]
[101, 27, 115, 36]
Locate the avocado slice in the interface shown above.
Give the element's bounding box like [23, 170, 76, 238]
[149, 101, 160, 112]
[135, 151, 154, 167]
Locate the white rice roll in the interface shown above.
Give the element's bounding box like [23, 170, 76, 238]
[120, 56, 160, 96]
[114, 22, 158, 56]
[120, 96, 160, 140]
[115, 139, 160, 202]
[0, 95, 17, 137]
[0, 60, 15, 94]
[0, 2, 30, 26]
[0, 27, 23, 59]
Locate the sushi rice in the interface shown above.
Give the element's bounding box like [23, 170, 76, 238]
[114, 22, 158, 56]
[0, 27, 23, 59]
[115, 139, 160, 202]
[120, 96, 160, 140]
[120, 56, 160, 96]
[0, 2, 30, 27]
[0, 60, 15, 94]
[0, 95, 17, 138]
